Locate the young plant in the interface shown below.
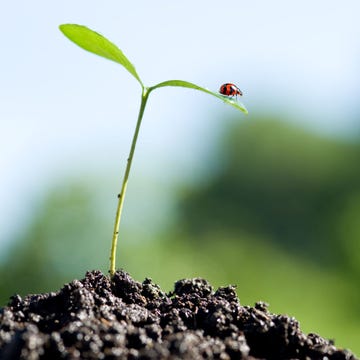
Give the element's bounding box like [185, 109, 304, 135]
[59, 24, 248, 277]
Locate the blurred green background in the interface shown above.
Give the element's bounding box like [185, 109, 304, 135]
[1, 115, 359, 354]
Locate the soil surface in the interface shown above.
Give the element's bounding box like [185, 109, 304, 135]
[0, 270, 357, 359]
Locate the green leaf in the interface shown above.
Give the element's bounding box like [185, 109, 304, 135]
[149, 80, 248, 114]
[59, 24, 143, 86]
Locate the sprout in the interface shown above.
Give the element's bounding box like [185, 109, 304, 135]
[59, 24, 248, 276]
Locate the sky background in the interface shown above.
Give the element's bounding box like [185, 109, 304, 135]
[1, 1, 360, 250]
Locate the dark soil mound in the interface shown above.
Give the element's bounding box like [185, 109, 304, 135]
[0, 270, 357, 359]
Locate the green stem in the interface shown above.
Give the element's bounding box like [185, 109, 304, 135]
[109, 87, 150, 277]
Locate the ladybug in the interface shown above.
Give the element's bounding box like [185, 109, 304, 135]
[219, 83, 243, 98]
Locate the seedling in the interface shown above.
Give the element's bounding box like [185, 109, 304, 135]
[59, 24, 248, 277]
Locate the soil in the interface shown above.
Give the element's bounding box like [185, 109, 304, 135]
[0, 270, 357, 360]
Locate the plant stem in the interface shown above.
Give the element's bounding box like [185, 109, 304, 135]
[109, 87, 150, 277]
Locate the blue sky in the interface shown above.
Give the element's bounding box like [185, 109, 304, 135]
[1, 1, 360, 248]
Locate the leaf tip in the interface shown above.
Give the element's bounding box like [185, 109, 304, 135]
[58, 24, 65, 33]
[58, 23, 71, 32]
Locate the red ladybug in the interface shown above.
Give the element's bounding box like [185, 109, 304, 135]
[219, 83, 243, 98]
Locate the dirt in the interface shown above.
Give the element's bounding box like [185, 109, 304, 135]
[0, 270, 357, 360]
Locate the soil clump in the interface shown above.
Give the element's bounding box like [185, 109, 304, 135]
[0, 270, 357, 359]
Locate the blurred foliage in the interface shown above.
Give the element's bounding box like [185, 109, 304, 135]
[0, 115, 359, 355]
[0, 183, 109, 305]
[177, 117, 360, 276]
